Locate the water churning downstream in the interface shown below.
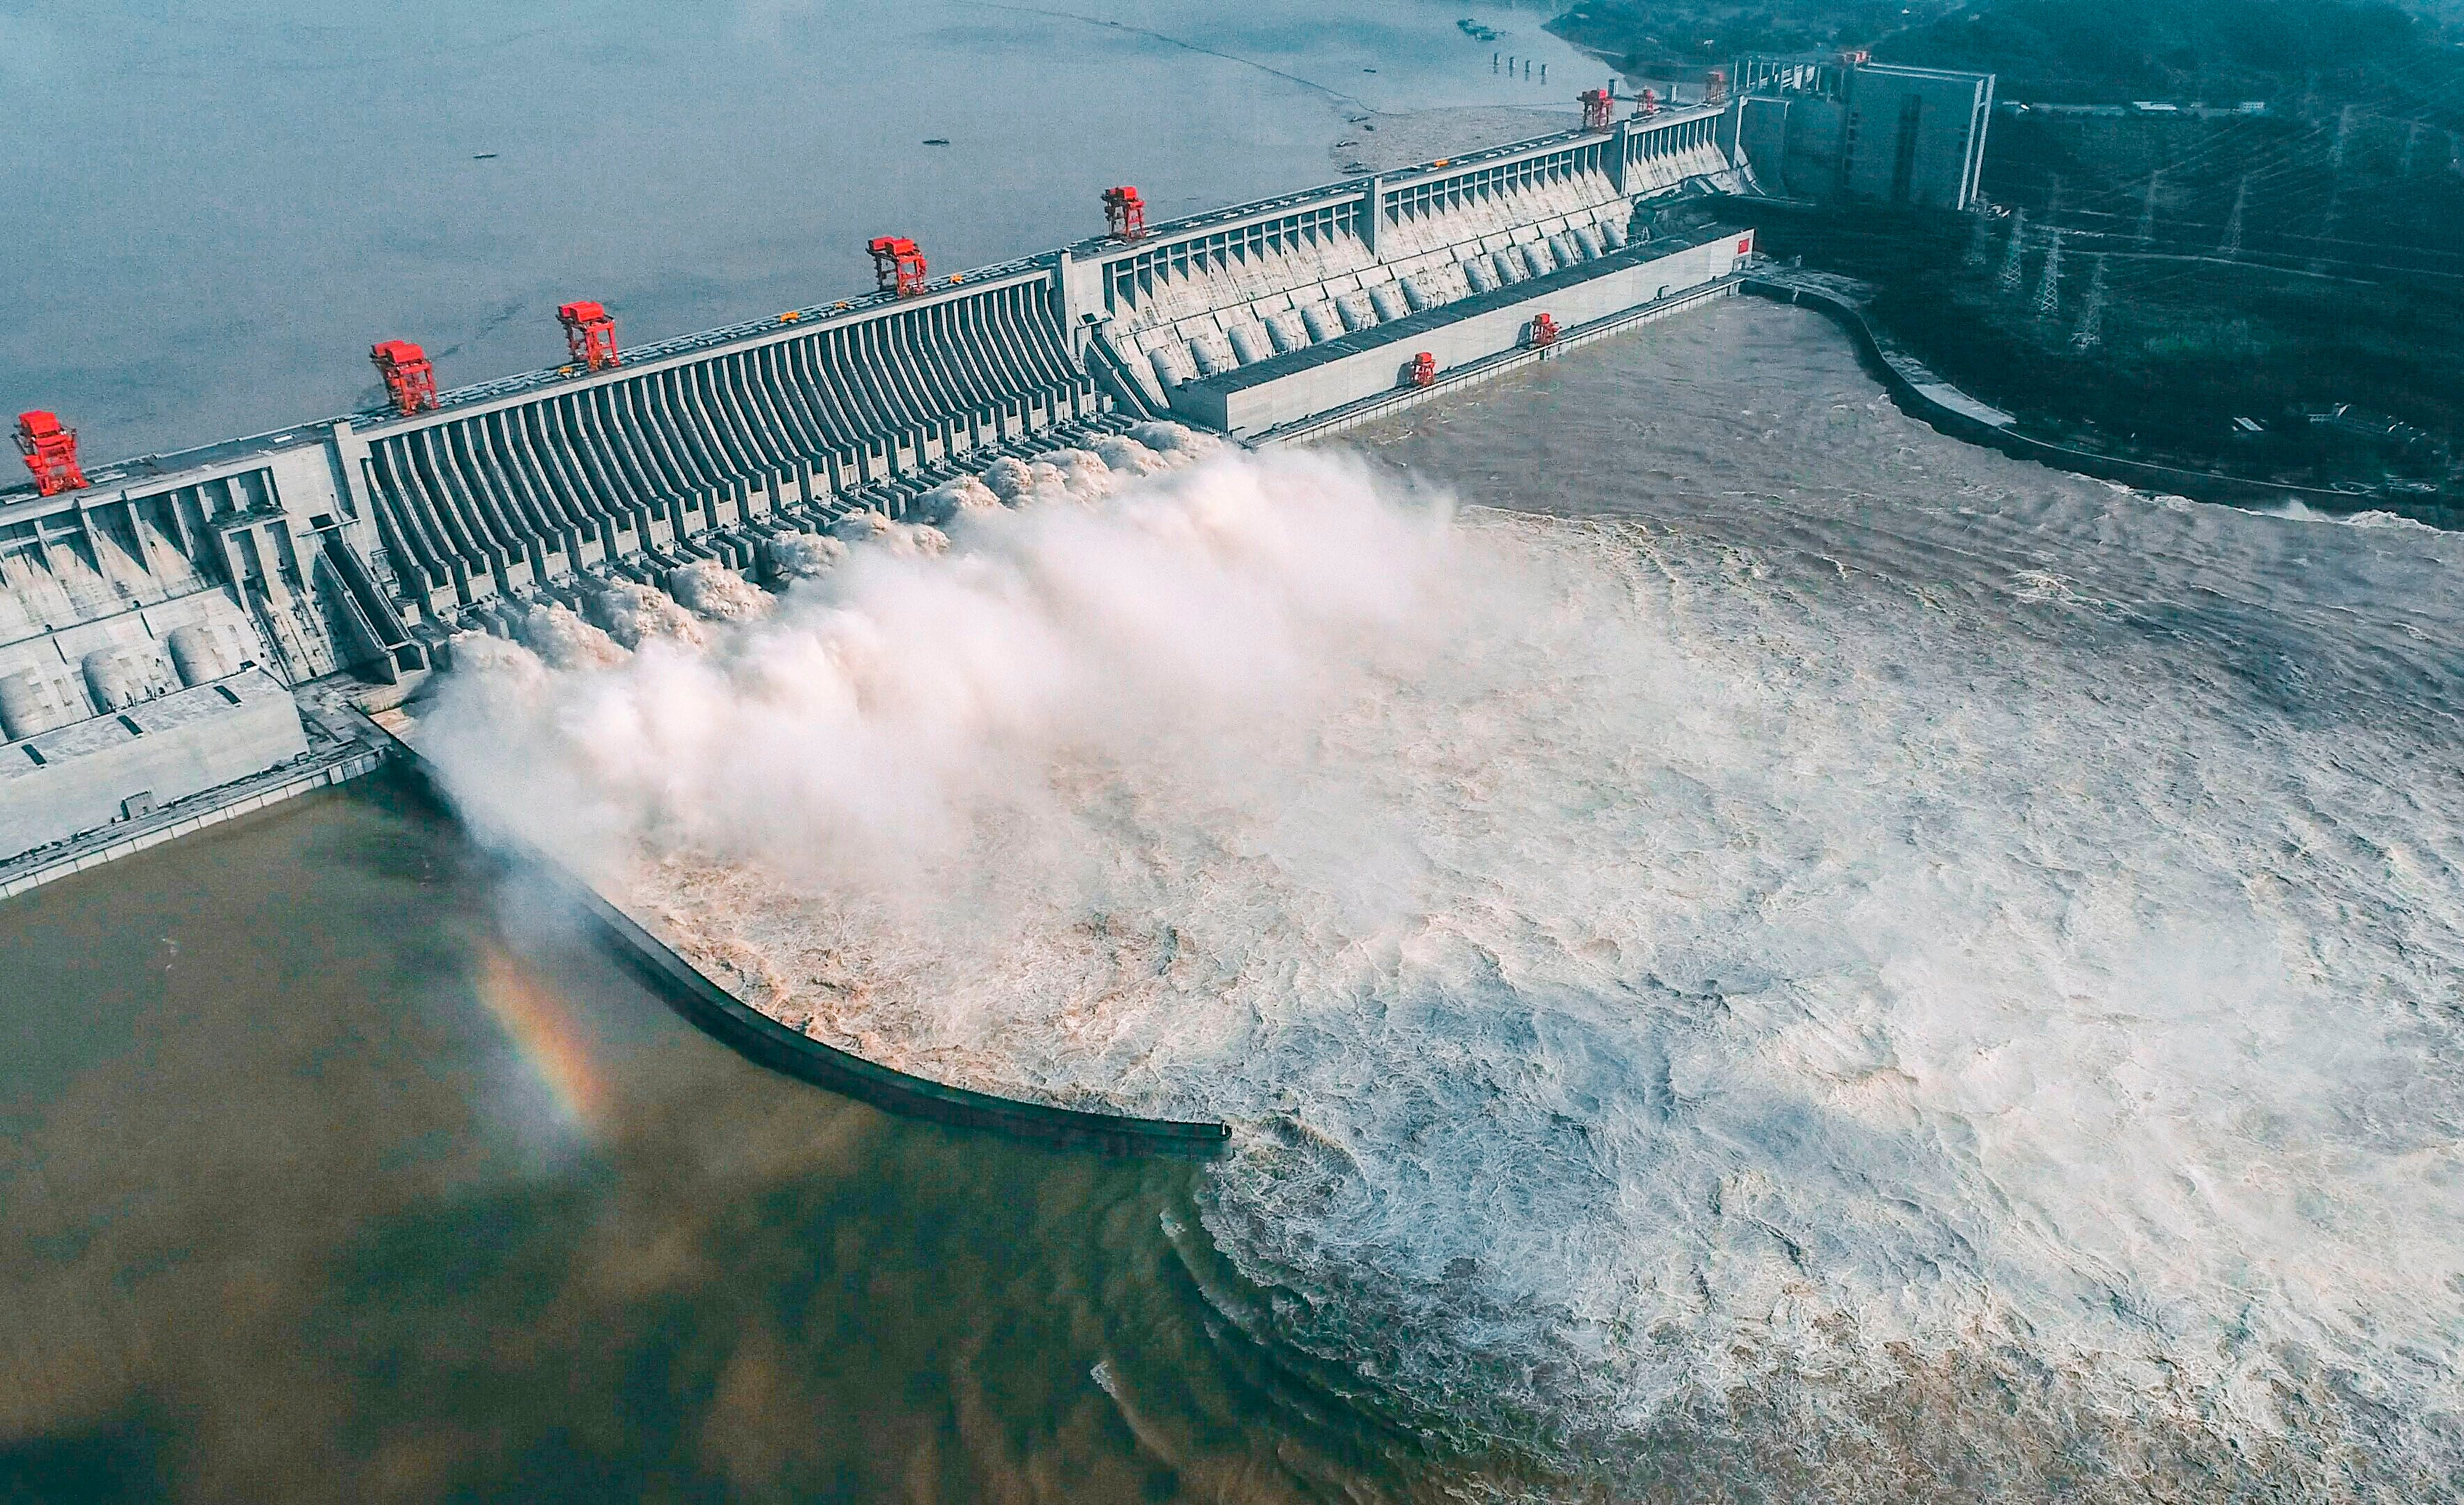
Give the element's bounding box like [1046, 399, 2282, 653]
[425, 301, 2464, 1496]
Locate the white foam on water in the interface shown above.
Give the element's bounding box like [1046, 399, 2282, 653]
[517, 602, 630, 671]
[975, 444, 1144, 512]
[765, 530, 847, 582]
[919, 473, 1005, 522]
[1040, 446, 1120, 501]
[428, 443, 2464, 1491]
[830, 509, 950, 556]
[1093, 434, 1174, 477]
[589, 578, 707, 649]
[1129, 418, 1228, 460]
[667, 559, 771, 622]
[445, 630, 547, 687]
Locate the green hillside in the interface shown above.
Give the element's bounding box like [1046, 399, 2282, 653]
[1882, 0, 2464, 108]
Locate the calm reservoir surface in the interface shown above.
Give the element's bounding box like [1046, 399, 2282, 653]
[0, 0, 1589, 460]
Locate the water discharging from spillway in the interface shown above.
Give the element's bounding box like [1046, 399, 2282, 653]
[423, 304, 2464, 1497]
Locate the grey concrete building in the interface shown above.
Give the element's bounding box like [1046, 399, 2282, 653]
[0, 668, 308, 858]
[1733, 56, 1995, 211]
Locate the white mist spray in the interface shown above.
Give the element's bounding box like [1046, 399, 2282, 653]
[426, 437, 2464, 1487]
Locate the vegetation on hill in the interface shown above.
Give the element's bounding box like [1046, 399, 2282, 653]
[1554, 0, 2464, 509]
[1740, 203, 2464, 510]
[1879, 0, 2464, 109]
[1547, 1, 1963, 74]
[1551, 0, 2464, 113]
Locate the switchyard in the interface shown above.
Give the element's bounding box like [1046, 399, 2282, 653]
[0, 57, 1993, 877]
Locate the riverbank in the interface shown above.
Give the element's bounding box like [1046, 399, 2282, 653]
[1742, 270, 2425, 516]
[1724, 197, 2463, 527]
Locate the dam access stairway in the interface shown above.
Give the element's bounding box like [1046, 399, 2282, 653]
[0, 101, 1780, 865]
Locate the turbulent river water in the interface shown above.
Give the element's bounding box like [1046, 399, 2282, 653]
[427, 300, 2464, 1498]
[8, 302, 2461, 1500]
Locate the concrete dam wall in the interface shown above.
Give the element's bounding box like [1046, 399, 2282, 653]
[362, 269, 1096, 623]
[1093, 108, 1735, 409]
[1, 106, 1762, 866]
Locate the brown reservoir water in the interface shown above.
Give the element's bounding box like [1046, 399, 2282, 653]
[1, 775, 1474, 1500]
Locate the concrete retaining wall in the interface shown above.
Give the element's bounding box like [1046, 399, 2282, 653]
[1256, 277, 1745, 448]
[576, 874, 1234, 1158]
[0, 741, 385, 903]
[1178, 233, 1752, 438]
[371, 732, 1233, 1158]
[0, 668, 309, 858]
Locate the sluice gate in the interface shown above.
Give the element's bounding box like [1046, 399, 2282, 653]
[1, 105, 1764, 747]
[362, 269, 1097, 620]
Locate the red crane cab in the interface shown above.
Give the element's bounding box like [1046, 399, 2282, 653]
[867, 237, 930, 297]
[557, 301, 620, 371]
[1103, 186, 1148, 241]
[370, 340, 440, 416]
[14, 411, 88, 496]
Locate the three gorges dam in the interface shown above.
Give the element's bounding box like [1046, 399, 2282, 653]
[0, 62, 1995, 898]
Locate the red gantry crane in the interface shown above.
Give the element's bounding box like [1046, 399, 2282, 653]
[557, 301, 620, 371]
[370, 340, 439, 416]
[1584, 82, 1663, 124]
[1103, 185, 1148, 241]
[867, 236, 929, 297]
[14, 411, 87, 496]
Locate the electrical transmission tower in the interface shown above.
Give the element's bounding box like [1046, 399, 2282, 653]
[1964, 210, 1993, 271]
[2219, 177, 2248, 259]
[2035, 230, 2065, 325]
[2138, 171, 2162, 246]
[2072, 256, 2107, 352]
[1998, 208, 2030, 294]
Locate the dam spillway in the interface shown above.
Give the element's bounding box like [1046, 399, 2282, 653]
[1, 109, 1747, 688]
[0, 100, 1803, 874]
